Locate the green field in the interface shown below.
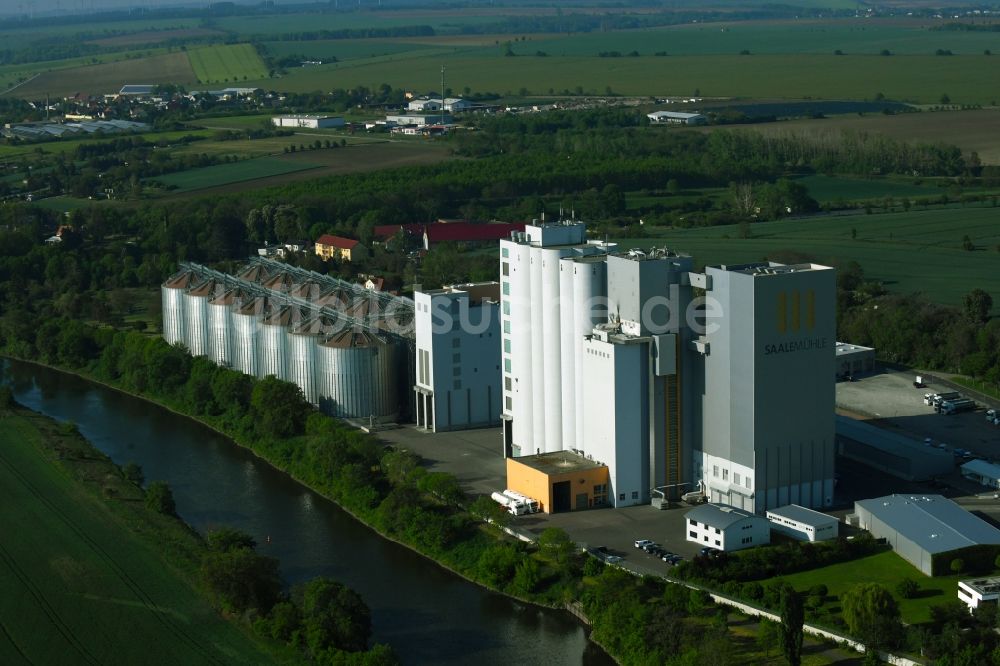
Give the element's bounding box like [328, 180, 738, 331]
[188, 44, 268, 85]
[0, 128, 216, 160]
[9, 51, 197, 99]
[263, 38, 444, 61]
[791, 175, 944, 202]
[0, 47, 178, 96]
[215, 10, 500, 36]
[774, 550, 961, 625]
[149, 157, 319, 192]
[0, 409, 278, 664]
[614, 206, 1000, 308]
[520, 20, 1000, 57]
[243, 52, 998, 104]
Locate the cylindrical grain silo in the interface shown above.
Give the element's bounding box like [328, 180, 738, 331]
[287, 314, 337, 406]
[528, 245, 545, 453]
[207, 287, 246, 368]
[231, 296, 270, 377]
[161, 270, 196, 346]
[183, 279, 221, 357]
[315, 330, 399, 420]
[558, 256, 577, 450]
[574, 256, 608, 455]
[259, 305, 294, 380]
[541, 247, 565, 453]
[509, 241, 533, 454]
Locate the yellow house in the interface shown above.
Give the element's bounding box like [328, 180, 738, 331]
[315, 234, 360, 262]
[506, 451, 609, 513]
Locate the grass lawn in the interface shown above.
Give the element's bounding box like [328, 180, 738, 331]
[773, 550, 960, 625]
[0, 408, 280, 664]
[614, 205, 1000, 309]
[148, 156, 319, 192]
[0, 129, 217, 160]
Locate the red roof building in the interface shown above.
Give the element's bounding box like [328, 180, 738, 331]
[315, 234, 361, 262]
[422, 222, 526, 249]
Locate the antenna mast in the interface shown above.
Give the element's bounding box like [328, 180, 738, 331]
[440, 65, 445, 120]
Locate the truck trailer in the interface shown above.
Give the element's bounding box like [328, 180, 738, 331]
[926, 391, 961, 407]
[939, 398, 976, 415]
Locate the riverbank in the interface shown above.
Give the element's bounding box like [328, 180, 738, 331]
[3, 354, 615, 663]
[6, 356, 578, 613]
[0, 397, 290, 665]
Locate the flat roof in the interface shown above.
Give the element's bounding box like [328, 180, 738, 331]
[961, 576, 1000, 595]
[685, 503, 761, 530]
[766, 504, 838, 527]
[510, 451, 606, 476]
[836, 415, 952, 464]
[961, 459, 1000, 480]
[714, 261, 832, 276]
[836, 341, 875, 355]
[855, 494, 1000, 554]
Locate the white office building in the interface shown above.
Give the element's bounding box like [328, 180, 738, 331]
[958, 577, 1000, 611]
[414, 283, 502, 431]
[766, 504, 839, 542]
[685, 503, 771, 552]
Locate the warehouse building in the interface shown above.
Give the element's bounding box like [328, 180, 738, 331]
[961, 459, 1000, 489]
[836, 415, 954, 481]
[414, 282, 502, 431]
[506, 451, 610, 513]
[836, 342, 876, 379]
[766, 504, 839, 542]
[385, 113, 452, 127]
[685, 503, 771, 552]
[647, 111, 706, 125]
[272, 114, 344, 129]
[162, 258, 415, 422]
[854, 494, 1000, 576]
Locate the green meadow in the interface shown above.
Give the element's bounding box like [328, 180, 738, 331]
[615, 205, 1000, 308]
[0, 409, 279, 664]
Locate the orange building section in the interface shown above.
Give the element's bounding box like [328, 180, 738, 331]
[506, 452, 609, 513]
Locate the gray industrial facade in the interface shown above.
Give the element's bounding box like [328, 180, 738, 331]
[499, 220, 837, 513]
[694, 263, 837, 512]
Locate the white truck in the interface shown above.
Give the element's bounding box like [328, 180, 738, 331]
[939, 398, 976, 415]
[987, 409, 999, 425]
[926, 391, 961, 407]
[491, 491, 530, 516]
[503, 489, 540, 514]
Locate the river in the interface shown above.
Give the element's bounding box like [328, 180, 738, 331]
[0, 359, 612, 666]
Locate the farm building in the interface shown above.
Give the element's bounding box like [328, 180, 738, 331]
[958, 577, 1000, 611]
[647, 111, 706, 125]
[315, 235, 360, 262]
[766, 504, 838, 542]
[407, 97, 472, 112]
[385, 113, 452, 127]
[423, 222, 526, 249]
[854, 494, 1000, 576]
[685, 504, 771, 552]
[961, 459, 1000, 489]
[272, 115, 344, 129]
[505, 451, 609, 513]
[118, 84, 156, 97]
[836, 342, 876, 378]
[835, 415, 953, 481]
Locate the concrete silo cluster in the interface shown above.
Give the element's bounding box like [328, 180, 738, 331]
[161, 258, 415, 422]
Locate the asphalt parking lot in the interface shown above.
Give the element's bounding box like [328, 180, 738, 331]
[836, 368, 1000, 464]
[374, 368, 1000, 568]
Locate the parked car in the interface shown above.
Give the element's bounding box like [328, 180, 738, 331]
[698, 546, 721, 558]
[642, 542, 661, 554]
[634, 539, 654, 549]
